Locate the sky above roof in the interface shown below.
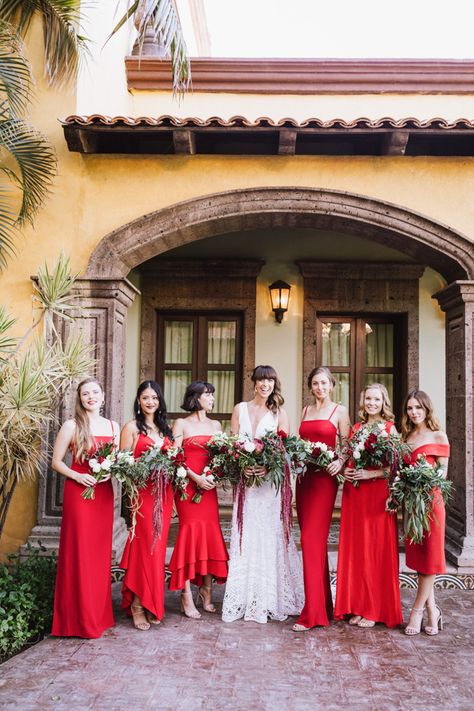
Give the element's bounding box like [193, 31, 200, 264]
[178, 0, 474, 58]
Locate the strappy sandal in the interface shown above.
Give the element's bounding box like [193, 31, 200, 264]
[348, 615, 362, 625]
[357, 617, 375, 628]
[196, 584, 216, 613]
[292, 623, 311, 632]
[146, 612, 161, 625]
[425, 605, 443, 636]
[131, 604, 151, 631]
[404, 607, 424, 636]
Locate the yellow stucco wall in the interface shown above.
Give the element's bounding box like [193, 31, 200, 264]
[0, 12, 471, 554]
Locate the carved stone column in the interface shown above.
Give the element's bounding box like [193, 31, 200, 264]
[434, 281, 474, 571]
[27, 278, 139, 562]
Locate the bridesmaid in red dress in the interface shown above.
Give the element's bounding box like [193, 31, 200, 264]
[401, 389, 449, 636]
[168, 381, 228, 618]
[120, 381, 174, 631]
[334, 383, 403, 629]
[293, 366, 350, 632]
[51, 378, 119, 638]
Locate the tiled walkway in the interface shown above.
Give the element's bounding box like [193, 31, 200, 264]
[0, 586, 473, 711]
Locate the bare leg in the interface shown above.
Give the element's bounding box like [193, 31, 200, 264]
[131, 593, 151, 631]
[198, 574, 216, 613]
[181, 580, 201, 619]
[405, 573, 435, 634]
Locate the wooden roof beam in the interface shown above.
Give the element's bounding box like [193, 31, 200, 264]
[173, 129, 196, 154]
[278, 129, 297, 155]
[383, 130, 410, 155]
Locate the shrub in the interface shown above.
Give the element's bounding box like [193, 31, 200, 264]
[0, 542, 57, 662]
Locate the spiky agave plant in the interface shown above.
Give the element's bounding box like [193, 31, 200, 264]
[0, 253, 95, 539]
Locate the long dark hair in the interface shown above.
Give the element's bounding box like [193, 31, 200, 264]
[251, 365, 284, 414]
[134, 381, 172, 438]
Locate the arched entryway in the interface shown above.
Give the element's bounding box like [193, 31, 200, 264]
[32, 188, 474, 569]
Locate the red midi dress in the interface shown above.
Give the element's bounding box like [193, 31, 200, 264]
[51, 430, 115, 638]
[334, 421, 402, 627]
[120, 433, 174, 620]
[295, 405, 339, 627]
[168, 435, 228, 590]
[405, 443, 450, 575]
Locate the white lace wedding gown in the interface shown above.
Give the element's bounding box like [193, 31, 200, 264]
[222, 402, 304, 623]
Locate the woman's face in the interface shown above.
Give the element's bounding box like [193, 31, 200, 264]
[364, 387, 383, 417]
[139, 387, 159, 416]
[198, 389, 215, 413]
[406, 397, 426, 426]
[79, 382, 103, 413]
[311, 373, 333, 400]
[255, 377, 275, 400]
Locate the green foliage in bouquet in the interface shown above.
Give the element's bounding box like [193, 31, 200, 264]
[387, 455, 453, 544]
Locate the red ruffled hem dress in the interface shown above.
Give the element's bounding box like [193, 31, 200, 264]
[120, 433, 174, 620]
[168, 435, 228, 590]
[51, 432, 115, 639]
[334, 421, 403, 627]
[295, 405, 339, 627]
[405, 443, 450, 575]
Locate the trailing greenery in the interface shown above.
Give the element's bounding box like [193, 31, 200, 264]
[0, 542, 57, 662]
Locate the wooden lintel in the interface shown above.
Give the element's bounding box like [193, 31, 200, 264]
[77, 129, 99, 153]
[278, 129, 297, 155]
[173, 129, 196, 154]
[383, 130, 410, 155]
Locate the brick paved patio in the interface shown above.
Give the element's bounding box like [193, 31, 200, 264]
[0, 585, 472, 711]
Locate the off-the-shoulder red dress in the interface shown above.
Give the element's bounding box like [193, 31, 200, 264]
[168, 435, 228, 590]
[120, 433, 174, 620]
[405, 442, 450, 575]
[334, 421, 402, 627]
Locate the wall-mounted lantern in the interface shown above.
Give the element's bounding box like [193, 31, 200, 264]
[269, 280, 291, 323]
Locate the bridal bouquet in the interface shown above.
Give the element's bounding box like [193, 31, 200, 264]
[278, 431, 314, 478]
[82, 442, 116, 499]
[386, 455, 453, 544]
[138, 437, 188, 542]
[343, 422, 409, 487]
[108, 450, 150, 537]
[204, 431, 241, 486]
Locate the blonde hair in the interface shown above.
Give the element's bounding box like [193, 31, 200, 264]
[401, 389, 441, 441]
[72, 378, 103, 462]
[358, 382, 395, 423]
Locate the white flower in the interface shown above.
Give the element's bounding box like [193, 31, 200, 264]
[353, 451, 361, 460]
[243, 440, 256, 453]
[317, 442, 328, 452]
[100, 458, 113, 471]
[327, 451, 335, 460]
[176, 466, 187, 479]
[379, 430, 389, 438]
[377, 422, 386, 431]
[90, 462, 101, 474]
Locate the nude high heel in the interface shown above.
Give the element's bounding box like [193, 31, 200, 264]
[404, 607, 424, 636]
[196, 584, 216, 613]
[180, 591, 202, 619]
[424, 605, 443, 636]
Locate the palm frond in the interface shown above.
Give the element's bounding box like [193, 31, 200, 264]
[58, 332, 96, 382]
[110, 0, 190, 95]
[0, 188, 18, 269]
[0, 305, 17, 360]
[0, 116, 57, 226]
[33, 251, 79, 334]
[0, 0, 90, 88]
[0, 21, 33, 116]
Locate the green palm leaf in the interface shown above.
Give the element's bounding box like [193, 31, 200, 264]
[0, 21, 32, 116]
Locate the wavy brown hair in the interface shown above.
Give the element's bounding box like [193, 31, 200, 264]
[72, 377, 103, 462]
[251, 365, 284, 414]
[358, 382, 394, 423]
[307, 365, 336, 389]
[401, 389, 441, 440]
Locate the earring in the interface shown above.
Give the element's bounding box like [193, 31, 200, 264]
[137, 403, 141, 414]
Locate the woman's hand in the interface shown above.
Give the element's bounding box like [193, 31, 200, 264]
[197, 474, 216, 490]
[243, 465, 266, 478]
[350, 468, 383, 481]
[73, 472, 98, 487]
[97, 473, 112, 483]
[326, 458, 344, 476]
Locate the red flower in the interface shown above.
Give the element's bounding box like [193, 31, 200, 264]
[254, 439, 265, 455]
[312, 446, 321, 457]
[161, 436, 173, 451]
[277, 429, 288, 440]
[364, 433, 378, 451]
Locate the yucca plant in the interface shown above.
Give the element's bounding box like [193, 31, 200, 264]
[0, 252, 95, 540]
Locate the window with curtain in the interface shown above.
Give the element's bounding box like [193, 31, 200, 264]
[156, 312, 243, 428]
[316, 315, 405, 422]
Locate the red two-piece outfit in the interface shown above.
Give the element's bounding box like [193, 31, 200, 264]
[334, 421, 403, 627]
[51, 426, 115, 638]
[168, 435, 228, 590]
[120, 433, 174, 620]
[295, 405, 339, 627]
[405, 443, 450, 575]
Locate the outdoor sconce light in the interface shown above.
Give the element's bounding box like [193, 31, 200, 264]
[269, 280, 291, 323]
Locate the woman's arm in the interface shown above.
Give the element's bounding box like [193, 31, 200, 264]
[327, 405, 351, 476]
[120, 421, 137, 451]
[51, 420, 97, 488]
[230, 404, 240, 436]
[278, 408, 290, 435]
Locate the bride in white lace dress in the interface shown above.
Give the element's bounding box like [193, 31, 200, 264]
[222, 365, 304, 623]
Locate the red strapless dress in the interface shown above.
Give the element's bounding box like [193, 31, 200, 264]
[334, 421, 402, 627]
[295, 406, 339, 627]
[120, 433, 174, 620]
[168, 435, 228, 590]
[51, 435, 115, 638]
[405, 443, 450, 575]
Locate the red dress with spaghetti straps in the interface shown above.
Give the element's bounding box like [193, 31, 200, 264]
[51, 423, 115, 638]
[295, 404, 339, 627]
[168, 435, 228, 590]
[405, 443, 450, 575]
[334, 421, 402, 627]
[120, 433, 174, 620]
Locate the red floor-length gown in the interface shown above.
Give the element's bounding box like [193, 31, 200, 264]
[405, 443, 450, 574]
[334, 421, 403, 627]
[168, 435, 228, 590]
[52, 430, 115, 638]
[295, 405, 339, 627]
[120, 433, 174, 620]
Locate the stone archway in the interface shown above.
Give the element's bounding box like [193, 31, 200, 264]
[32, 188, 474, 569]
